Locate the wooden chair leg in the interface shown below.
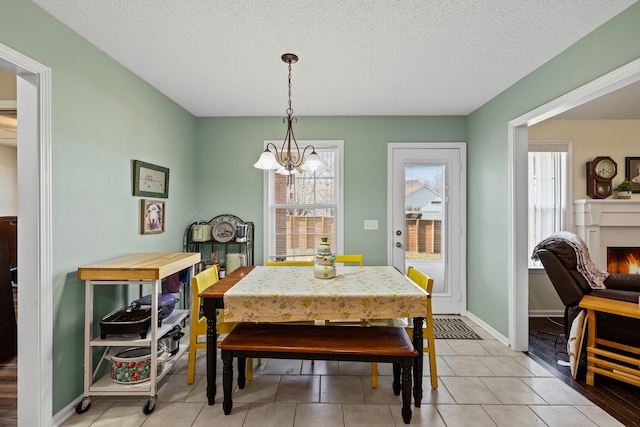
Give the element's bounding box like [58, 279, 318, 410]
[371, 362, 378, 388]
[424, 306, 438, 388]
[247, 357, 253, 381]
[187, 339, 197, 384]
[427, 347, 438, 389]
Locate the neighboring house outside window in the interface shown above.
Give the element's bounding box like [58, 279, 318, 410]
[405, 179, 443, 259]
[528, 141, 572, 268]
[264, 140, 344, 262]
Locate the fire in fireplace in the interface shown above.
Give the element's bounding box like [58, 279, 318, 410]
[607, 247, 640, 274]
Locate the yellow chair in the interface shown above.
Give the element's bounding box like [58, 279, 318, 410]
[265, 260, 314, 266]
[326, 254, 381, 387]
[404, 266, 438, 388]
[324, 254, 364, 325]
[187, 265, 254, 384]
[265, 255, 379, 387]
[325, 255, 364, 325]
[369, 266, 437, 388]
[264, 259, 328, 369]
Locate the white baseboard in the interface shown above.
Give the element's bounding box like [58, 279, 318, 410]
[529, 309, 564, 318]
[465, 311, 510, 348]
[53, 395, 83, 427]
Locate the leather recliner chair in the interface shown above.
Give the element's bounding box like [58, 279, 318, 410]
[533, 236, 640, 348]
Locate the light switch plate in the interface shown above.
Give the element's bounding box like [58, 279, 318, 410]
[364, 220, 378, 230]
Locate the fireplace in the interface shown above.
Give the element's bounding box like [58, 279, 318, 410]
[574, 200, 640, 271]
[607, 247, 640, 274]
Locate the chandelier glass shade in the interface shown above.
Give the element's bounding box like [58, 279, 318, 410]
[254, 53, 325, 183]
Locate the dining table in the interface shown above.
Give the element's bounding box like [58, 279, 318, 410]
[200, 265, 429, 407]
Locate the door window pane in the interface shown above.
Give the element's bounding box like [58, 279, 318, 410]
[405, 164, 444, 263]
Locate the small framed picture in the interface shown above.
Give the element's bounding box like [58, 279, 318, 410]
[141, 199, 165, 234]
[133, 160, 169, 198]
[625, 157, 640, 193]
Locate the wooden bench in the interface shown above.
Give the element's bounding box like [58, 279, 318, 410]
[220, 322, 418, 424]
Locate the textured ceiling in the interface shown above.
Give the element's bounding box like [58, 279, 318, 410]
[29, 0, 638, 117]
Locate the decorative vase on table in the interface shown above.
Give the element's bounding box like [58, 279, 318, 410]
[314, 237, 336, 279]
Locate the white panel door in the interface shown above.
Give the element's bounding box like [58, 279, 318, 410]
[389, 143, 466, 314]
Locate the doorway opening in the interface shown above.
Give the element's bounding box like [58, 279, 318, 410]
[508, 57, 640, 351]
[0, 42, 53, 426]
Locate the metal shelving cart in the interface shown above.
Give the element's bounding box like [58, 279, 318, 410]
[76, 252, 200, 414]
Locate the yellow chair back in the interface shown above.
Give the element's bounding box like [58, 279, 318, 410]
[334, 254, 363, 266]
[407, 266, 433, 294]
[265, 260, 314, 266]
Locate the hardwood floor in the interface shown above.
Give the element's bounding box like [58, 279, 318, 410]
[0, 286, 16, 427]
[528, 316, 640, 427]
[0, 356, 16, 427]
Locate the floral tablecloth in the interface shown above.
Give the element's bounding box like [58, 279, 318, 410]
[223, 266, 429, 323]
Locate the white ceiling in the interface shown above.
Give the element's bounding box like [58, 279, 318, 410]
[30, 0, 637, 117]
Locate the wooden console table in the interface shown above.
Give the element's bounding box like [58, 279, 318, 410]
[579, 295, 640, 387]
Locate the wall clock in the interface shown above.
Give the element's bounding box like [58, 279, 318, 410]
[586, 156, 617, 199]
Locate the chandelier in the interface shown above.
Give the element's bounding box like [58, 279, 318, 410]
[253, 53, 324, 186]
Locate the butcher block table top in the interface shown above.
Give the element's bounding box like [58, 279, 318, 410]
[77, 252, 201, 281]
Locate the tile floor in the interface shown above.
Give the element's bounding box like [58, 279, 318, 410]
[60, 317, 624, 427]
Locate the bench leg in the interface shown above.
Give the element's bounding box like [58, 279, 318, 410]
[206, 315, 217, 405]
[401, 358, 413, 424]
[412, 317, 424, 407]
[237, 357, 246, 389]
[222, 352, 233, 415]
[392, 363, 401, 395]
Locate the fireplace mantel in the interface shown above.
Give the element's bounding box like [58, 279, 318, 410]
[574, 199, 640, 270]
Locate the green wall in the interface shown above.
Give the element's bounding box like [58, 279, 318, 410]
[1, 0, 198, 413]
[466, 2, 640, 335]
[195, 116, 466, 264]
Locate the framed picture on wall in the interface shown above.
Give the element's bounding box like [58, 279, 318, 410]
[141, 199, 165, 234]
[133, 160, 170, 198]
[625, 157, 640, 193]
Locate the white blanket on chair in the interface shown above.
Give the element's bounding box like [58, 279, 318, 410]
[532, 231, 608, 290]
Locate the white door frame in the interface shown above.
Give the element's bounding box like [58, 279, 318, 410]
[508, 57, 640, 351]
[0, 43, 53, 426]
[387, 142, 467, 314]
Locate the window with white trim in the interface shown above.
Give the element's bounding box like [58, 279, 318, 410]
[528, 141, 572, 268]
[264, 140, 344, 262]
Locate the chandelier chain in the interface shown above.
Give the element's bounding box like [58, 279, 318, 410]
[287, 60, 293, 116]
